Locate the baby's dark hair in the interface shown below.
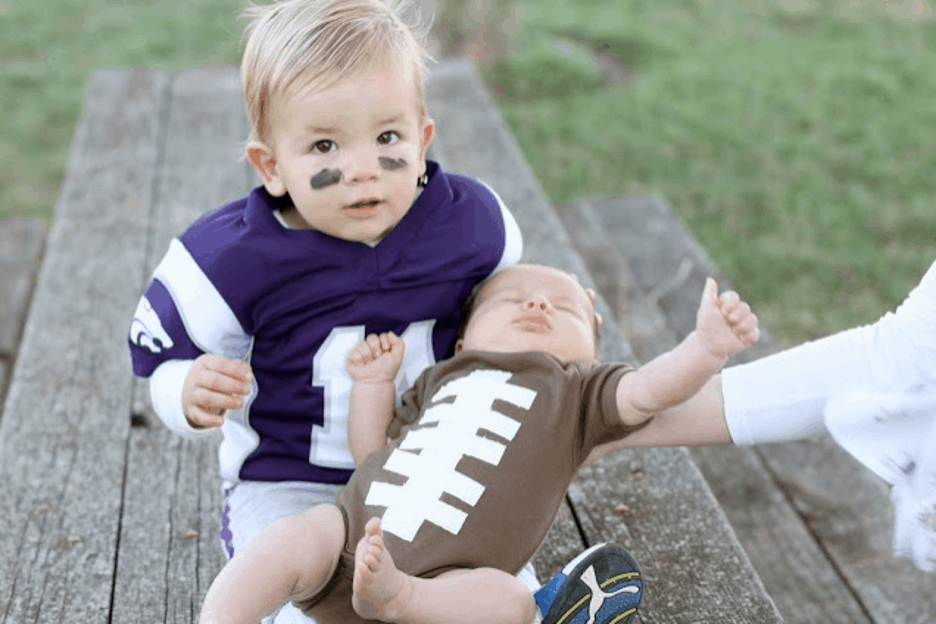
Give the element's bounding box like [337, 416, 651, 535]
[456, 271, 603, 350]
[455, 286, 483, 342]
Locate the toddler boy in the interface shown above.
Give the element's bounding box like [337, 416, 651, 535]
[127, 0, 535, 621]
[197, 263, 760, 624]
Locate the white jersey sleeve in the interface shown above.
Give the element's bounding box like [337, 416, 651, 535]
[477, 179, 523, 273]
[149, 359, 220, 438]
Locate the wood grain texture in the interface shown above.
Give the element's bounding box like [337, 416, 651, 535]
[4, 62, 789, 622]
[532, 501, 586, 583]
[570, 447, 782, 624]
[0, 218, 45, 356]
[0, 69, 169, 624]
[0, 359, 8, 408]
[555, 194, 936, 623]
[428, 59, 781, 621]
[114, 66, 252, 624]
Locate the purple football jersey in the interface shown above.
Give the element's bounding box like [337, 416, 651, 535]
[128, 161, 522, 485]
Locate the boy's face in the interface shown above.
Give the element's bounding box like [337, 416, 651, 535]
[248, 57, 434, 245]
[457, 265, 599, 364]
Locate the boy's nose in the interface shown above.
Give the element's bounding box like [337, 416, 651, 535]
[524, 295, 552, 312]
[344, 148, 380, 183]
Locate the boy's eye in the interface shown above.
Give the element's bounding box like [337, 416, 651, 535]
[312, 140, 336, 154]
[377, 131, 399, 145]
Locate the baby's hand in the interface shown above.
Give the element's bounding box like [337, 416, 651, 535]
[696, 277, 760, 359]
[347, 332, 405, 383]
[182, 354, 253, 429]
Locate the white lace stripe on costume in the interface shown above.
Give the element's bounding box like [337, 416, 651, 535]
[153, 238, 251, 358]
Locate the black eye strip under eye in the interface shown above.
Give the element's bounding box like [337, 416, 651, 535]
[378, 157, 407, 171]
[310, 169, 342, 189]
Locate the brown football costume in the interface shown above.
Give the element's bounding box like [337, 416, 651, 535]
[297, 350, 648, 622]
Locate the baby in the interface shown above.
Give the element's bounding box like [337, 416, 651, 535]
[199, 263, 759, 624]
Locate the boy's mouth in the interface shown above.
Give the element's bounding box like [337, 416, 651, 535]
[346, 199, 382, 210]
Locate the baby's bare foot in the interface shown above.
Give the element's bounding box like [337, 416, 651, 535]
[352, 518, 410, 621]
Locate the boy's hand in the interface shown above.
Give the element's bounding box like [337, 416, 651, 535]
[696, 277, 760, 359]
[182, 354, 253, 429]
[347, 332, 405, 383]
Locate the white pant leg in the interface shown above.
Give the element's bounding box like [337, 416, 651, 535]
[722, 326, 877, 444]
[724, 259, 936, 445]
[220, 480, 343, 557]
[220, 480, 343, 624]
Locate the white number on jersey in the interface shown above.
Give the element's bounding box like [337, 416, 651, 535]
[309, 321, 436, 469]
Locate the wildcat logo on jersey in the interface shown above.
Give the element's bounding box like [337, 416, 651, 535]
[129, 296, 174, 354]
[365, 369, 536, 541]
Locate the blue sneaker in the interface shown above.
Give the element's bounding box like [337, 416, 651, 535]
[534, 543, 642, 624]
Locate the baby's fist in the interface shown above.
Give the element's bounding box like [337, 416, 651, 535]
[347, 331, 405, 382]
[696, 277, 760, 359]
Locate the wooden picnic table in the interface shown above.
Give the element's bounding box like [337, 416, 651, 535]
[556, 197, 936, 623]
[3, 58, 902, 623]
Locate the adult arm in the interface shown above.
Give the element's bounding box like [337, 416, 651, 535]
[595, 260, 936, 453]
[615, 278, 759, 429]
[724, 259, 936, 445]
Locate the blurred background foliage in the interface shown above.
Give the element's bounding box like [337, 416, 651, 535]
[1, 0, 935, 347]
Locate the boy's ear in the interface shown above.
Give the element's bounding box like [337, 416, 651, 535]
[246, 141, 287, 197]
[417, 118, 435, 174]
[454, 338, 464, 353]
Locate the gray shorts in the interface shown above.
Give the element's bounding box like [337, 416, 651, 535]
[218, 479, 541, 624]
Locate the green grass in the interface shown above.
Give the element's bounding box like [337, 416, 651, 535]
[2, 0, 935, 348]
[481, 0, 936, 346]
[0, 0, 245, 222]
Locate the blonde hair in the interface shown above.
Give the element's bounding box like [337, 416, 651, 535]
[240, 0, 433, 146]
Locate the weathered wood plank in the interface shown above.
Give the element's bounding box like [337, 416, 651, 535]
[427, 59, 781, 621]
[529, 501, 586, 582]
[0, 218, 45, 357]
[756, 437, 936, 624]
[570, 447, 782, 623]
[0, 218, 45, 412]
[196, 428, 231, 619]
[556, 195, 936, 623]
[0, 69, 169, 623]
[112, 66, 251, 624]
[556, 196, 871, 623]
[0, 359, 8, 409]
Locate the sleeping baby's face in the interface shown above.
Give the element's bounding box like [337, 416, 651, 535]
[456, 264, 599, 364]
